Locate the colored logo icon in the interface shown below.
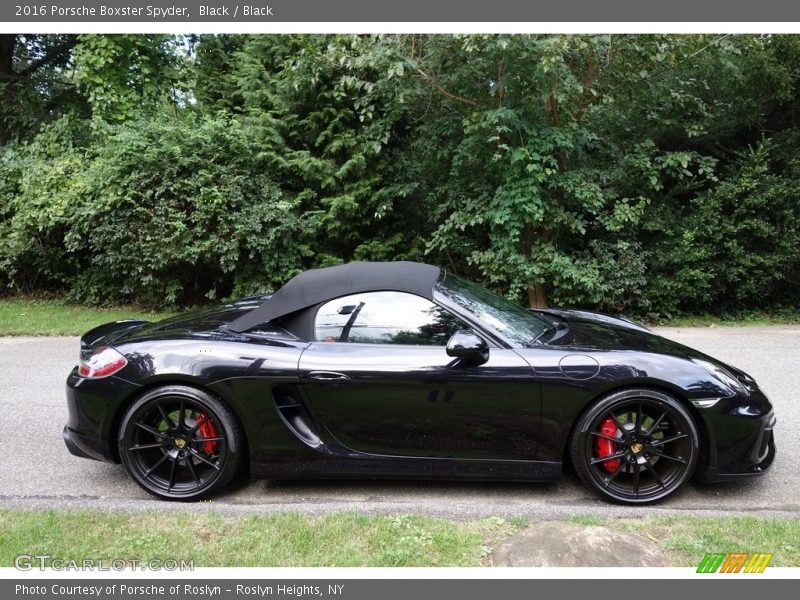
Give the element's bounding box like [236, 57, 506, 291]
[697, 553, 773, 573]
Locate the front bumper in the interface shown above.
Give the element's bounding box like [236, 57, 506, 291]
[697, 409, 776, 483]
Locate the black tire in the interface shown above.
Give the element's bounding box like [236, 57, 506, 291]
[570, 388, 699, 505]
[118, 385, 243, 501]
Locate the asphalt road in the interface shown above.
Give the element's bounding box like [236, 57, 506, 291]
[1, 326, 798, 519]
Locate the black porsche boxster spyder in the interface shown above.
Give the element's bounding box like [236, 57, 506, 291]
[64, 261, 776, 504]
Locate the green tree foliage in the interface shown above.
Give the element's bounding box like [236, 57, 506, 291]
[394, 35, 798, 315]
[0, 34, 82, 143]
[72, 34, 186, 122]
[0, 34, 798, 317]
[195, 35, 429, 265]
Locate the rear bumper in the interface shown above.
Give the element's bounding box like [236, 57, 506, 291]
[63, 366, 134, 464]
[63, 426, 107, 462]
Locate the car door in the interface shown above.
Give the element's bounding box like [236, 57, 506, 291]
[297, 291, 541, 461]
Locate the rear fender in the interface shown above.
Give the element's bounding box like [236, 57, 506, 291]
[81, 320, 150, 356]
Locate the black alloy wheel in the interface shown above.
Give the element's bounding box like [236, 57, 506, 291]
[118, 385, 243, 500]
[570, 388, 699, 504]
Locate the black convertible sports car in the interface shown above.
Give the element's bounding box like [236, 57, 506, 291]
[64, 261, 776, 504]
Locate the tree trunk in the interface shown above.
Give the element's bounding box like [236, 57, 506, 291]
[528, 283, 548, 309]
[0, 34, 16, 80]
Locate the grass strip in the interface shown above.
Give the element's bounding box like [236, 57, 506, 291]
[0, 510, 516, 567]
[0, 298, 175, 336]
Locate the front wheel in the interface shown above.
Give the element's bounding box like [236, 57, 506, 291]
[570, 388, 699, 504]
[118, 385, 243, 501]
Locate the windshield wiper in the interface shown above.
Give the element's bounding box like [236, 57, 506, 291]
[526, 319, 567, 347]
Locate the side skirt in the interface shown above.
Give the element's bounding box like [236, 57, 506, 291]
[250, 456, 562, 482]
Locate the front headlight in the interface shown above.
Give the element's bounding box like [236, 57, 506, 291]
[693, 358, 750, 396]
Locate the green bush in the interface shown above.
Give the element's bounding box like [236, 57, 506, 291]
[640, 136, 800, 319]
[0, 113, 310, 306]
[0, 116, 89, 293]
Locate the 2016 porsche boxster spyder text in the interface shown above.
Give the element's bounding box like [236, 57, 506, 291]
[64, 261, 776, 503]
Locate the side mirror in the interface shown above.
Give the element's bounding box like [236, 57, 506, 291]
[446, 330, 489, 366]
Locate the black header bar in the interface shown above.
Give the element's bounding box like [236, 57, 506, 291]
[4, 0, 800, 23]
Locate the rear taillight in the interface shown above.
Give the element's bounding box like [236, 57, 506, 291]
[78, 346, 128, 379]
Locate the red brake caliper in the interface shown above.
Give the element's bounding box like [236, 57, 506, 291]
[595, 417, 621, 473]
[196, 412, 220, 455]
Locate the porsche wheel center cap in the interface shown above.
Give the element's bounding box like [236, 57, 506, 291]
[174, 437, 187, 449]
[630, 442, 644, 454]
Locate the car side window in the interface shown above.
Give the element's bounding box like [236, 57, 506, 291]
[314, 291, 469, 345]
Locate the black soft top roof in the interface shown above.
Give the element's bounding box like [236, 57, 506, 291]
[228, 261, 443, 332]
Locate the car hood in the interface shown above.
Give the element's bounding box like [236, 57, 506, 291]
[535, 309, 707, 359]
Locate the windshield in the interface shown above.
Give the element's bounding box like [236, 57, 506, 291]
[434, 273, 550, 347]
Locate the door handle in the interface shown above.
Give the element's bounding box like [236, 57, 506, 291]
[306, 371, 351, 384]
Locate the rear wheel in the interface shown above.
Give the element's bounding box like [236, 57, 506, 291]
[570, 388, 699, 504]
[118, 385, 242, 501]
